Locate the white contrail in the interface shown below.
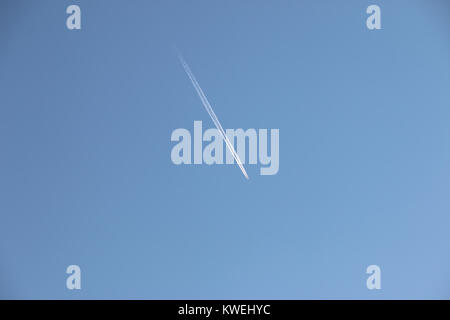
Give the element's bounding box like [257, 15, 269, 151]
[177, 53, 249, 180]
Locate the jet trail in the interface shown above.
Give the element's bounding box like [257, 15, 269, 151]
[177, 53, 249, 180]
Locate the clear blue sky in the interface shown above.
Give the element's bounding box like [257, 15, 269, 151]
[0, 0, 449, 299]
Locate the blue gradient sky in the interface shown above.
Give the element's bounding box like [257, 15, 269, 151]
[0, 0, 449, 299]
